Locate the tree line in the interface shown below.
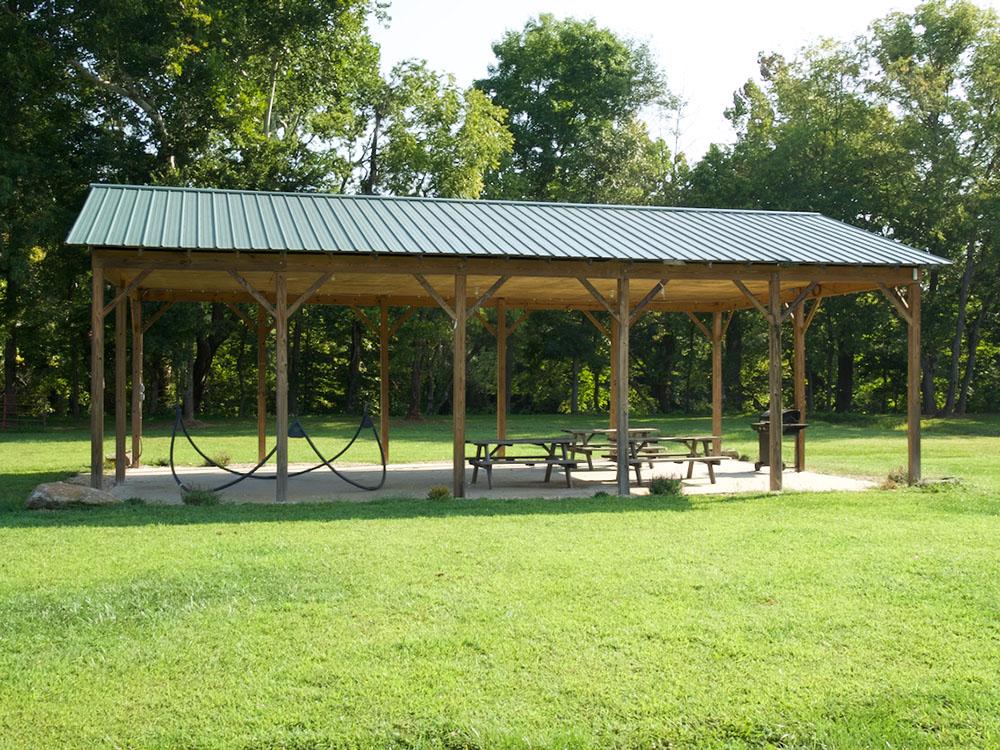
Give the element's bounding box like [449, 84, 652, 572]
[1, 0, 997, 425]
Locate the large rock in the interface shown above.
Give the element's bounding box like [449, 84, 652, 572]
[26, 482, 122, 510]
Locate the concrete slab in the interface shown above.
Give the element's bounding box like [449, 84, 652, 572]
[104, 459, 874, 504]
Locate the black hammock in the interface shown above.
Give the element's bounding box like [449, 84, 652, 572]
[169, 406, 386, 494]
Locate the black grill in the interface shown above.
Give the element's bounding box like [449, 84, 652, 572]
[757, 408, 801, 425]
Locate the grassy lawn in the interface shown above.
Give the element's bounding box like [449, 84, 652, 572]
[1, 413, 998, 748]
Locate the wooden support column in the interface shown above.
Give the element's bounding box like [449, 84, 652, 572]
[496, 298, 507, 452]
[256, 305, 267, 462]
[767, 272, 783, 492]
[90, 259, 104, 489]
[453, 274, 467, 498]
[129, 295, 143, 468]
[275, 273, 288, 502]
[114, 285, 127, 484]
[712, 312, 724, 455]
[615, 276, 630, 496]
[609, 317, 619, 428]
[792, 306, 807, 472]
[379, 299, 390, 461]
[907, 279, 921, 484]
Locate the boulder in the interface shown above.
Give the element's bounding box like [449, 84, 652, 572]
[26, 482, 122, 510]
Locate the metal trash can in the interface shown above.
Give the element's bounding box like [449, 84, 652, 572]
[751, 407, 807, 471]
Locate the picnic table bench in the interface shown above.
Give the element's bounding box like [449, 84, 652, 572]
[562, 427, 659, 469]
[604, 434, 728, 484]
[466, 437, 577, 489]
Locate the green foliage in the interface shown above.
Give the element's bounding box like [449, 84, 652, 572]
[426, 485, 451, 501]
[180, 488, 220, 506]
[648, 474, 683, 497]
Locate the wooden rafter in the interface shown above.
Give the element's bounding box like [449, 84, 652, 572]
[685, 311, 712, 339]
[580, 309, 609, 338]
[390, 306, 416, 337]
[803, 296, 823, 331]
[477, 309, 497, 337]
[630, 279, 669, 324]
[733, 279, 770, 319]
[288, 271, 334, 317]
[141, 300, 175, 334]
[507, 310, 528, 336]
[469, 276, 509, 316]
[101, 268, 152, 318]
[780, 281, 819, 324]
[223, 302, 256, 328]
[414, 273, 455, 320]
[722, 310, 735, 337]
[351, 305, 377, 335]
[878, 283, 912, 325]
[228, 270, 275, 317]
[577, 277, 616, 319]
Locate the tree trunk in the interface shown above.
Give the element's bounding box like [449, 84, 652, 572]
[407, 349, 423, 419]
[921, 352, 936, 415]
[956, 296, 990, 415]
[723, 312, 744, 412]
[942, 240, 977, 415]
[182, 355, 195, 422]
[570, 357, 579, 414]
[346, 319, 362, 412]
[289, 316, 302, 415]
[835, 338, 853, 413]
[192, 304, 229, 415]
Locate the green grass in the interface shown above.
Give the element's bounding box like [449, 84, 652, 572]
[1, 413, 999, 748]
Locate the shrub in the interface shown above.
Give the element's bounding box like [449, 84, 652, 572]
[593, 490, 612, 498]
[123, 497, 146, 507]
[152, 457, 169, 467]
[427, 485, 451, 501]
[202, 451, 231, 468]
[182, 488, 220, 506]
[649, 475, 683, 497]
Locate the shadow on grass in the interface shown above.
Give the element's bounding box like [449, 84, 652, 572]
[0, 490, 717, 529]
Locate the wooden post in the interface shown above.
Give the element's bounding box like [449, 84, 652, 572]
[609, 316, 619, 428]
[453, 273, 467, 498]
[907, 278, 921, 484]
[114, 285, 127, 484]
[379, 298, 390, 461]
[792, 306, 807, 472]
[615, 275, 630, 496]
[496, 298, 507, 455]
[129, 296, 143, 467]
[256, 304, 267, 462]
[712, 311, 723, 455]
[275, 273, 288, 502]
[90, 259, 104, 489]
[767, 272, 783, 492]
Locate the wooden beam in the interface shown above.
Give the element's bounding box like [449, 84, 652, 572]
[129, 295, 143, 468]
[767, 272, 783, 491]
[453, 274, 467, 498]
[879, 283, 912, 325]
[630, 279, 669, 323]
[685, 311, 712, 339]
[142, 300, 175, 333]
[907, 279, 921, 484]
[115, 285, 127, 484]
[610, 316, 619, 429]
[804, 296, 823, 332]
[90, 259, 104, 488]
[389, 307, 415, 337]
[256, 305, 267, 462]
[580, 309, 609, 338]
[223, 301, 256, 329]
[734, 279, 770, 319]
[350, 305, 378, 336]
[275, 272, 288, 502]
[507, 310, 528, 336]
[616, 275, 631, 496]
[722, 310, 735, 337]
[469, 276, 509, 316]
[780, 282, 819, 324]
[414, 273, 456, 320]
[578, 277, 617, 319]
[793, 304, 807, 472]
[712, 311, 723, 455]
[379, 299, 390, 462]
[497, 298, 507, 454]
[101, 268, 152, 319]
[229, 270, 276, 317]
[476, 308, 497, 337]
[288, 271, 334, 317]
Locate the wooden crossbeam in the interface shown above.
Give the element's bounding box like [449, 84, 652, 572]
[390, 306, 416, 337]
[878, 283, 912, 325]
[577, 277, 616, 319]
[288, 272, 334, 317]
[630, 279, 669, 324]
[722, 310, 734, 337]
[685, 312, 712, 339]
[229, 271, 275, 317]
[469, 276, 509, 316]
[507, 310, 528, 336]
[780, 281, 819, 324]
[580, 309, 609, 338]
[477, 309, 497, 337]
[101, 268, 152, 318]
[414, 273, 455, 320]
[804, 296, 823, 332]
[733, 279, 770, 319]
[351, 305, 378, 335]
[141, 300, 175, 334]
[224, 302, 256, 328]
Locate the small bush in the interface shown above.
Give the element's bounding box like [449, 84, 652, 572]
[593, 490, 612, 498]
[152, 457, 169, 467]
[427, 485, 451, 501]
[649, 475, 683, 497]
[202, 451, 231, 468]
[123, 497, 146, 507]
[880, 466, 907, 489]
[182, 488, 220, 506]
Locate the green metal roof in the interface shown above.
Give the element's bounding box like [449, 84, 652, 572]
[67, 183, 948, 267]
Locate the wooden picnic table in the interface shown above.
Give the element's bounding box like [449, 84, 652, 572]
[596, 433, 725, 484]
[562, 427, 659, 470]
[466, 437, 576, 489]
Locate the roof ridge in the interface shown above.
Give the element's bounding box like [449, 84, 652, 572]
[87, 183, 820, 217]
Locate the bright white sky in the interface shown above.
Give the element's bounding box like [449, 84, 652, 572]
[373, 0, 1000, 161]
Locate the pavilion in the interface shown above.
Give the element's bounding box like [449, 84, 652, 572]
[67, 184, 948, 499]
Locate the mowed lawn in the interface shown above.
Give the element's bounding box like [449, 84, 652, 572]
[0, 414, 999, 748]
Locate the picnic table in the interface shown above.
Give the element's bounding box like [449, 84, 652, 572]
[562, 427, 659, 470]
[618, 434, 724, 483]
[466, 437, 577, 489]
